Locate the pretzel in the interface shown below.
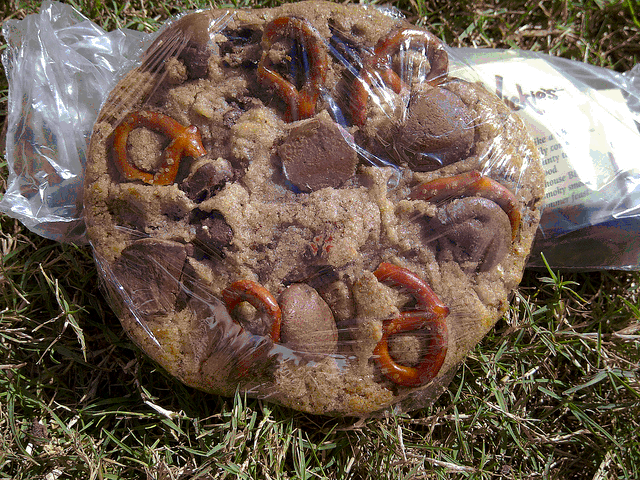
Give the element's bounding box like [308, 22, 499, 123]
[222, 280, 282, 342]
[373, 262, 449, 387]
[113, 110, 206, 185]
[350, 27, 448, 126]
[258, 16, 328, 121]
[411, 170, 521, 241]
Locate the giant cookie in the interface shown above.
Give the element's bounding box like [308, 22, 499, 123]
[85, 1, 544, 415]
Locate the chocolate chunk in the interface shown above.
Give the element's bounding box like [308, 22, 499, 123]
[190, 209, 233, 259]
[425, 197, 511, 272]
[316, 280, 355, 323]
[108, 198, 145, 231]
[180, 158, 234, 203]
[278, 113, 358, 192]
[223, 104, 244, 128]
[166, 11, 214, 46]
[279, 283, 338, 355]
[399, 87, 474, 171]
[220, 28, 260, 54]
[179, 43, 210, 79]
[112, 239, 187, 317]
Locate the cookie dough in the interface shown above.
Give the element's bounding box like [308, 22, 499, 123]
[84, 1, 544, 415]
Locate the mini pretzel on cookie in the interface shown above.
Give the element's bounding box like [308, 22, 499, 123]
[350, 27, 449, 126]
[113, 110, 206, 185]
[373, 262, 449, 387]
[222, 280, 282, 343]
[258, 16, 328, 121]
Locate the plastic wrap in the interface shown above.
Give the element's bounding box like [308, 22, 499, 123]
[4, 2, 640, 269]
[83, 2, 543, 416]
[3, 2, 639, 415]
[0, 1, 148, 242]
[453, 49, 640, 270]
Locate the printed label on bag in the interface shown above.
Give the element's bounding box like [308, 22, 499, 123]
[459, 57, 640, 233]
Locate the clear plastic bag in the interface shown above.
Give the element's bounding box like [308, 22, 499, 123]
[453, 48, 640, 270]
[0, 0, 148, 242]
[82, 3, 544, 415]
[3, 1, 639, 415]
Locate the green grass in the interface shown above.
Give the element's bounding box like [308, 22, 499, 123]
[1, 1, 640, 479]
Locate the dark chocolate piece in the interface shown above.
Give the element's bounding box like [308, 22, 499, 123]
[278, 114, 358, 192]
[152, 12, 213, 79]
[284, 263, 338, 289]
[425, 197, 511, 272]
[399, 87, 474, 171]
[279, 283, 338, 355]
[180, 159, 234, 203]
[179, 43, 211, 79]
[112, 239, 187, 317]
[316, 280, 355, 323]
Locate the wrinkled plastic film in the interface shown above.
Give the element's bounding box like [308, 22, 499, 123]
[83, 3, 545, 415]
[0, 1, 148, 242]
[3, 2, 640, 271]
[453, 48, 640, 269]
[3, 2, 639, 415]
